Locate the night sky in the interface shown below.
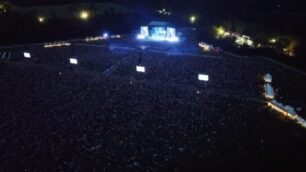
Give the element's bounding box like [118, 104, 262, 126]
[10, 0, 306, 10]
[8, 0, 305, 37]
[7, 0, 305, 23]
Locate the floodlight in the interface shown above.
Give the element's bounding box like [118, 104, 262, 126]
[103, 33, 109, 38]
[80, 10, 90, 20]
[198, 74, 209, 81]
[24, 52, 31, 58]
[136, 66, 145, 73]
[269, 38, 277, 43]
[246, 39, 254, 46]
[216, 26, 225, 37]
[190, 15, 197, 23]
[70, 58, 78, 64]
[38, 16, 45, 23]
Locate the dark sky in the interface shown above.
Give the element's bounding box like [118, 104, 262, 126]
[9, 0, 306, 20]
[10, 0, 305, 9]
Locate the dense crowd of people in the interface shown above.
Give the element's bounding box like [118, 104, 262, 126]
[0, 41, 306, 171]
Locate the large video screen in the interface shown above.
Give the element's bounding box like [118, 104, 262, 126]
[137, 26, 179, 42]
[140, 26, 149, 38]
[167, 27, 176, 38]
[150, 27, 167, 41]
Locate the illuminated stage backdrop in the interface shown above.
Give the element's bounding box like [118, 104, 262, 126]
[137, 21, 179, 42]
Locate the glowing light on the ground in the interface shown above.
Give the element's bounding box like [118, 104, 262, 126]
[198, 74, 209, 81]
[216, 26, 225, 36]
[103, 33, 109, 39]
[70, 58, 78, 65]
[85, 34, 120, 42]
[214, 26, 254, 47]
[23, 52, 31, 58]
[265, 72, 306, 129]
[268, 101, 306, 128]
[246, 39, 254, 47]
[85, 36, 103, 42]
[136, 66, 145, 73]
[268, 101, 296, 120]
[111, 34, 121, 39]
[269, 38, 277, 43]
[235, 35, 254, 47]
[199, 42, 211, 51]
[223, 32, 230, 37]
[44, 42, 71, 48]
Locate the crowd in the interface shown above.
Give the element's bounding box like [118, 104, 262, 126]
[0, 42, 306, 171]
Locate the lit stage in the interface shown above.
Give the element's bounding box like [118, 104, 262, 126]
[137, 21, 179, 43]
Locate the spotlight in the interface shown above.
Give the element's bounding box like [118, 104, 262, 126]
[103, 33, 109, 39]
[79, 10, 90, 20]
[38, 16, 45, 23]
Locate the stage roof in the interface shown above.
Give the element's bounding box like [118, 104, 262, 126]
[148, 21, 172, 27]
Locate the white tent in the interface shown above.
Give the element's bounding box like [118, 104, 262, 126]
[264, 73, 272, 83]
[285, 105, 298, 116]
[264, 83, 274, 99]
